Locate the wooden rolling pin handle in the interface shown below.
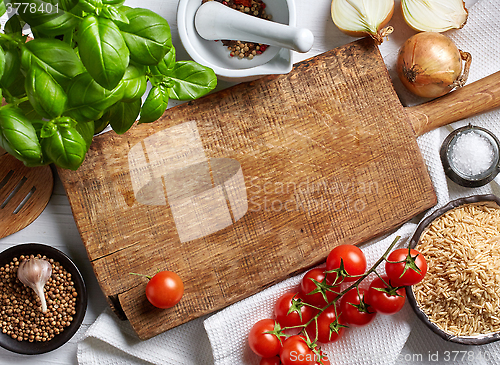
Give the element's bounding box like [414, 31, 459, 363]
[406, 71, 500, 137]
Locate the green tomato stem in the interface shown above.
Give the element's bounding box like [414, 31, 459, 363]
[129, 272, 153, 280]
[285, 236, 401, 334]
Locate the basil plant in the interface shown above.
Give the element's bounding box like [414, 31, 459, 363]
[0, 0, 217, 170]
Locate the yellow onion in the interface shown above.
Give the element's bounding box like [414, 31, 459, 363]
[331, 0, 395, 45]
[401, 0, 468, 32]
[396, 32, 471, 98]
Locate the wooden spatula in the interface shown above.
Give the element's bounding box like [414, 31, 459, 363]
[58, 37, 500, 339]
[0, 150, 54, 238]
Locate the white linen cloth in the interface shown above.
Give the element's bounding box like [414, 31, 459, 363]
[77, 0, 500, 364]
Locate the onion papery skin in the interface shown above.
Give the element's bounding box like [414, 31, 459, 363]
[401, 0, 468, 32]
[397, 32, 462, 98]
[331, 0, 395, 44]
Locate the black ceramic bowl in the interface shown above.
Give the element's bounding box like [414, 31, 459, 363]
[0, 243, 87, 354]
[406, 195, 500, 345]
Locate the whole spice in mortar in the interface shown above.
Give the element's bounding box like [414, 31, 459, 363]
[0, 254, 78, 342]
[202, 0, 271, 59]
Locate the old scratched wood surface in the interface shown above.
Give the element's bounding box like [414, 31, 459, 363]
[58, 38, 437, 340]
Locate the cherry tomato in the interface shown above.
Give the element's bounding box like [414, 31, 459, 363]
[280, 336, 316, 365]
[145, 270, 184, 309]
[385, 248, 428, 286]
[249, 319, 282, 358]
[366, 275, 406, 315]
[339, 288, 376, 326]
[260, 356, 281, 365]
[305, 305, 345, 343]
[300, 268, 339, 307]
[275, 292, 316, 328]
[326, 245, 366, 283]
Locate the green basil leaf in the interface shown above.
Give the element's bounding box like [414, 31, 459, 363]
[148, 46, 176, 76]
[40, 120, 58, 138]
[164, 60, 217, 100]
[101, 4, 128, 25]
[78, 14, 129, 90]
[18, 99, 44, 120]
[0, 107, 43, 166]
[76, 0, 102, 12]
[122, 64, 146, 102]
[5, 72, 27, 99]
[40, 117, 87, 170]
[102, 0, 124, 4]
[19, 0, 80, 36]
[0, 1, 6, 17]
[139, 85, 167, 124]
[108, 99, 140, 134]
[0, 47, 5, 81]
[25, 64, 67, 119]
[22, 38, 86, 90]
[30, 119, 46, 140]
[75, 120, 94, 151]
[119, 7, 172, 65]
[0, 48, 21, 89]
[66, 71, 124, 122]
[4, 14, 24, 36]
[93, 116, 109, 134]
[31, 27, 56, 39]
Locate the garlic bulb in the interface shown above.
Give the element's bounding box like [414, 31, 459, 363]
[17, 258, 52, 313]
[401, 0, 468, 32]
[331, 0, 395, 44]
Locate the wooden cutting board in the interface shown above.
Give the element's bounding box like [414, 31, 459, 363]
[58, 37, 500, 340]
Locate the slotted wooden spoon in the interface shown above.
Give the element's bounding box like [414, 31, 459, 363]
[0, 148, 54, 238]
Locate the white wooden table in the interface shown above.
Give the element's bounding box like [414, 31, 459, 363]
[0, 0, 479, 363]
[0, 168, 109, 364]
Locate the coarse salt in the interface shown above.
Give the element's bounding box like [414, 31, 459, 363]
[449, 131, 495, 177]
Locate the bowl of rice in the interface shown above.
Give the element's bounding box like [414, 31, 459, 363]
[406, 195, 500, 345]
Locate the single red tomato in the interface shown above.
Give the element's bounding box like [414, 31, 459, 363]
[280, 336, 316, 365]
[385, 248, 428, 286]
[249, 319, 282, 358]
[260, 356, 281, 365]
[326, 245, 366, 283]
[339, 288, 376, 327]
[305, 305, 345, 344]
[145, 270, 184, 309]
[366, 275, 406, 315]
[275, 292, 316, 328]
[300, 268, 339, 307]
